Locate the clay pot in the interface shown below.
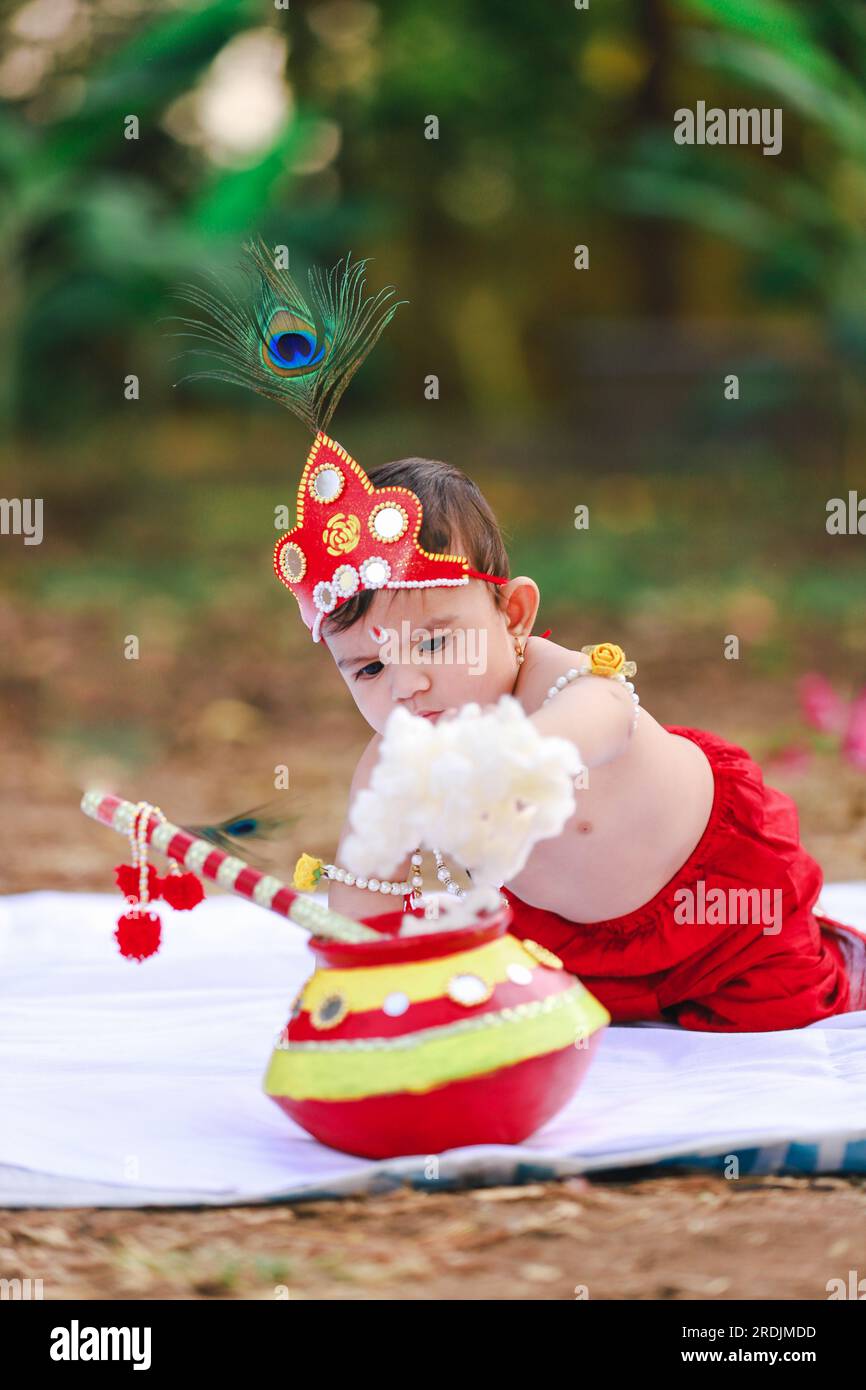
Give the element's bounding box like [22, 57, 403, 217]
[263, 896, 608, 1159]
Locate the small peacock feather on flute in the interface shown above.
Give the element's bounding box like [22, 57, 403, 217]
[80, 790, 382, 951]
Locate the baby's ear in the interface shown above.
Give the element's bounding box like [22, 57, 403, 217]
[502, 575, 540, 631]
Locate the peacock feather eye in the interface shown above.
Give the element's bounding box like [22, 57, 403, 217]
[224, 816, 257, 836]
[262, 309, 328, 377]
[174, 241, 404, 433]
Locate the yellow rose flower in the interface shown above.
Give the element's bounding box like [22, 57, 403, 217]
[323, 512, 361, 556]
[293, 853, 324, 892]
[588, 642, 625, 677]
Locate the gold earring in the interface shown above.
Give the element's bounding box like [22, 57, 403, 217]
[514, 635, 525, 666]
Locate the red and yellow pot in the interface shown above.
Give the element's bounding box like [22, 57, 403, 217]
[264, 897, 609, 1158]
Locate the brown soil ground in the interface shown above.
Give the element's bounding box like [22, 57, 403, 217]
[2, 1175, 864, 1300]
[2, 606, 866, 1300]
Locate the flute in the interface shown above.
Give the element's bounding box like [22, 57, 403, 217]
[80, 790, 382, 943]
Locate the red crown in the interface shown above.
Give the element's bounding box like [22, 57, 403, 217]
[274, 432, 507, 641]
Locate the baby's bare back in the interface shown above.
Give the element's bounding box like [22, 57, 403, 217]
[503, 707, 715, 922]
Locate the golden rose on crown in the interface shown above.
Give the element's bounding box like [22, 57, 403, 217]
[274, 431, 508, 641]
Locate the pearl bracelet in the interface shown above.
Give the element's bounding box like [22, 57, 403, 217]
[321, 847, 466, 901]
[542, 649, 641, 735]
[323, 864, 409, 897]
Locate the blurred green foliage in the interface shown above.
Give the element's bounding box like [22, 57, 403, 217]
[0, 0, 863, 669]
[1, 0, 864, 427]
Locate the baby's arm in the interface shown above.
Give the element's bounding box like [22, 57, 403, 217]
[519, 650, 637, 768]
[511, 644, 716, 918]
[326, 731, 417, 921]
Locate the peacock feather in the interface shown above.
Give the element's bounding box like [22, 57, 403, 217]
[172, 238, 404, 432]
[184, 798, 302, 866]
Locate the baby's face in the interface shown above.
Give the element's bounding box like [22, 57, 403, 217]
[322, 583, 520, 736]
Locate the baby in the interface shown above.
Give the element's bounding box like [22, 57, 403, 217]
[177, 244, 865, 1033]
[322, 453, 866, 1033]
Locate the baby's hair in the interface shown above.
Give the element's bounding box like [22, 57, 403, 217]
[323, 456, 510, 635]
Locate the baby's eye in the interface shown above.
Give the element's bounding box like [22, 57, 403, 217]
[417, 633, 450, 656]
[355, 660, 384, 681]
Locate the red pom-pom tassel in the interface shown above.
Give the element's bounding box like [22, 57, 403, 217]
[159, 871, 205, 911]
[115, 910, 162, 961]
[114, 863, 161, 901]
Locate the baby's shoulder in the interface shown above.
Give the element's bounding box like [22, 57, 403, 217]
[516, 636, 591, 710]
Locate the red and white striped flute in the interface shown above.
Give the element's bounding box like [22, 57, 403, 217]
[80, 790, 381, 943]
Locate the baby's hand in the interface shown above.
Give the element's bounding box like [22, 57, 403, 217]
[342, 696, 585, 887]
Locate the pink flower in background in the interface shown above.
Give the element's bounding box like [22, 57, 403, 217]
[797, 674, 847, 735]
[797, 673, 866, 772]
[842, 688, 866, 772]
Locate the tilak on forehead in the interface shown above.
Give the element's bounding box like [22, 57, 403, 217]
[175, 240, 508, 642]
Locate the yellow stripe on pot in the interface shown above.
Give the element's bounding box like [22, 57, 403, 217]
[299, 934, 548, 1015]
[264, 985, 609, 1101]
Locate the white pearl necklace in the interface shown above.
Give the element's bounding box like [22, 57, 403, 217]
[432, 848, 466, 897]
[543, 665, 641, 734]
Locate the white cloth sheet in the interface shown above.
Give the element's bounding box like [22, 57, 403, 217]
[1, 885, 865, 1207]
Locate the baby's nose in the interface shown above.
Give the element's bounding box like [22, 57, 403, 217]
[388, 660, 431, 702]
